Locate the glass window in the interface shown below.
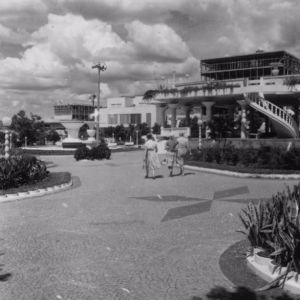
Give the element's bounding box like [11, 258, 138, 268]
[120, 114, 130, 124]
[108, 114, 118, 124]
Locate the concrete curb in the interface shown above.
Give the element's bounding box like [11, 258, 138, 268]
[0, 179, 73, 203]
[184, 165, 300, 180]
[247, 249, 300, 294]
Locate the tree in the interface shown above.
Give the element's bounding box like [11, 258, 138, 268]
[138, 122, 150, 136]
[46, 130, 60, 145]
[78, 124, 90, 140]
[10, 110, 48, 146]
[190, 116, 199, 138]
[114, 125, 126, 141]
[152, 123, 161, 134]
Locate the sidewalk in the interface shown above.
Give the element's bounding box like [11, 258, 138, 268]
[0, 151, 298, 300]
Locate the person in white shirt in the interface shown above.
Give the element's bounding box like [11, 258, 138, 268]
[144, 133, 161, 179]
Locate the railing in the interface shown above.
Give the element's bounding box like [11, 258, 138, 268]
[152, 74, 300, 101]
[245, 92, 299, 138]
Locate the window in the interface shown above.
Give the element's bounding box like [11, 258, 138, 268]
[120, 114, 130, 124]
[130, 114, 141, 124]
[146, 113, 151, 126]
[108, 114, 118, 124]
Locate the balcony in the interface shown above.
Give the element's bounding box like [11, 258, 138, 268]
[148, 75, 300, 102]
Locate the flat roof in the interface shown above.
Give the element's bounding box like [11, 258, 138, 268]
[202, 50, 300, 64]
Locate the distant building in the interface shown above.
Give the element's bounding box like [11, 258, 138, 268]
[54, 104, 94, 121]
[99, 95, 160, 128]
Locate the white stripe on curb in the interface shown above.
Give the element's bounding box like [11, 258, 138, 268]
[0, 179, 73, 203]
[185, 165, 300, 180]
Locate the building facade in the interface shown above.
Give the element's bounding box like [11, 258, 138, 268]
[98, 96, 159, 128]
[146, 50, 300, 139]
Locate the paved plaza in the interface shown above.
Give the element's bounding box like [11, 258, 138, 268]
[0, 151, 298, 300]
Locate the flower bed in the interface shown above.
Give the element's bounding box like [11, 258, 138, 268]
[0, 154, 48, 190]
[239, 184, 300, 292]
[189, 143, 300, 171]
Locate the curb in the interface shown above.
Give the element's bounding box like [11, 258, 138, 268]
[0, 179, 73, 203]
[184, 165, 300, 180]
[247, 250, 300, 294]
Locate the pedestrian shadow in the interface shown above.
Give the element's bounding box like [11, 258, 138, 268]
[170, 172, 195, 177]
[153, 175, 164, 179]
[0, 254, 12, 282]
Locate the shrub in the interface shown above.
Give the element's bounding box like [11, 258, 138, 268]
[0, 154, 48, 190]
[239, 183, 300, 288]
[90, 144, 111, 160]
[74, 143, 111, 161]
[190, 143, 300, 171]
[74, 145, 91, 161]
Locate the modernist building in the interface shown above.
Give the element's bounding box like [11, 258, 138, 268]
[99, 96, 159, 127]
[146, 50, 300, 139]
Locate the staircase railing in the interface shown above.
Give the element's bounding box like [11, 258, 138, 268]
[244, 92, 299, 138]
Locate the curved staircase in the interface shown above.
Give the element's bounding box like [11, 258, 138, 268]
[244, 92, 299, 138]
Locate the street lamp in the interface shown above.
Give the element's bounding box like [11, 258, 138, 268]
[136, 130, 139, 147]
[198, 118, 203, 149]
[2, 116, 12, 159]
[92, 62, 107, 145]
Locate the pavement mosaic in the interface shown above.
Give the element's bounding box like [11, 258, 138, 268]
[0, 151, 299, 300]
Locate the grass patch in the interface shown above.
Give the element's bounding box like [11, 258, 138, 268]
[0, 172, 71, 195]
[185, 160, 300, 174]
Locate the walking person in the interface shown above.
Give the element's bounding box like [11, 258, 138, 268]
[143, 133, 161, 179]
[165, 135, 177, 176]
[175, 132, 190, 176]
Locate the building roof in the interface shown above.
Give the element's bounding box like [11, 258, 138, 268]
[201, 50, 300, 64]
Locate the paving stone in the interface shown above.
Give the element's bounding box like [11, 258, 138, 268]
[0, 152, 298, 299]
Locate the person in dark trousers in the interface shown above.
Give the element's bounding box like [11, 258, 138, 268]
[165, 135, 177, 176]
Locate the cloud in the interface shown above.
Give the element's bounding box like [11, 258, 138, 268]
[1, 0, 300, 120]
[125, 20, 190, 62]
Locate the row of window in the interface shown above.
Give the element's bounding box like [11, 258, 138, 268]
[107, 114, 142, 125]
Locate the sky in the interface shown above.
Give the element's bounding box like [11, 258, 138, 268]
[0, 0, 300, 120]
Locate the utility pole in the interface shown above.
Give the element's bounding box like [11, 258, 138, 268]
[92, 62, 107, 145]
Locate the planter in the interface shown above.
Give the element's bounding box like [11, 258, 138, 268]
[272, 68, 279, 76]
[254, 249, 271, 266]
[247, 248, 300, 294]
[268, 259, 287, 275]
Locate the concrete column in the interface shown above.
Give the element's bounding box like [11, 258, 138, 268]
[185, 106, 192, 126]
[202, 101, 215, 121]
[168, 103, 178, 128]
[237, 100, 247, 139]
[158, 105, 168, 127]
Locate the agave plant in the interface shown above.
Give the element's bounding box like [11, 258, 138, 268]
[240, 183, 300, 290]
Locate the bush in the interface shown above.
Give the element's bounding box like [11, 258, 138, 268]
[74, 143, 111, 161]
[74, 145, 91, 161]
[239, 183, 300, 288]
[90, 144, 111, 160]
[190, 143, 300, 171]
[0, 154, 49, 190]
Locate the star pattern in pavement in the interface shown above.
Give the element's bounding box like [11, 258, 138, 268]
[132, 185, 269, 222]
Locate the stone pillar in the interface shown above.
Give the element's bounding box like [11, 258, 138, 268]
[202, 101, 215, 121]
[185, 106, 192, 126]
[168, 103, 178, 128]
[158, 105, 168, 127]
[237, 100, 247, 139]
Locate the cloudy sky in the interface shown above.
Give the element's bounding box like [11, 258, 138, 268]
[0, 0, 300, 120]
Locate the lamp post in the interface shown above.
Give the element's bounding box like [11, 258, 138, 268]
[92, 62, 107, 145]
[198, 119, 203, 149]
[2, 116, 12, 159]
[136, 130, 139, 147]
